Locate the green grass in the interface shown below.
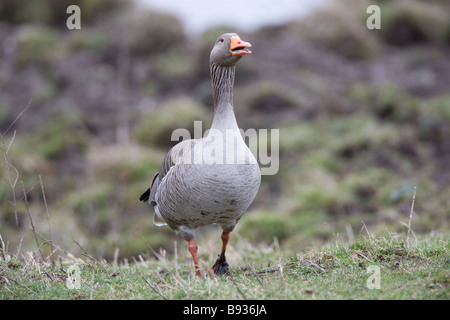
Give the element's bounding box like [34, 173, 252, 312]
[1, 232, 448, 300]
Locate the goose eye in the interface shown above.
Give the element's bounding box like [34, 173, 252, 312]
[220, 37, 225, 43]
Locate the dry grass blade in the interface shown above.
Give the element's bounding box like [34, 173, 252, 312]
[406, 186, 417, 249]
[244, 264, 264, 286]
[142, 276, 167, 300]
[226, 270, 247, 300]
[2, 100, 32, 136]
[39, 174, 54, 265]
[1, 130, 19, 227]
[357, 252, 375, 263]
[21, 181, 45, 261]
[305, 259, 325, 272]
[0, 234, 7, 261]
[73, 240, 107, 272]
[253, 269, 279, 275]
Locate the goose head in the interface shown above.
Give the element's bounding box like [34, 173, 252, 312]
[210, 33, 252, 67]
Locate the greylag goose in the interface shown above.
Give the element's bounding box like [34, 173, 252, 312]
[140, 33, 261, 277]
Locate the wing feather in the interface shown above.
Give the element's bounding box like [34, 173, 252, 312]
[139, 139, 193, 206]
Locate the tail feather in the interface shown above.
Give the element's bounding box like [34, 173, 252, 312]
[139, 188, 150, 202]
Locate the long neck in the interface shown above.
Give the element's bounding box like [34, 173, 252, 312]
[210, 63, 238, 131]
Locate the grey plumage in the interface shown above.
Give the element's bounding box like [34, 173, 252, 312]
[140, 33, 260, 275]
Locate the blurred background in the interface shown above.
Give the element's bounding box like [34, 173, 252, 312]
[0, 0, 449, 260]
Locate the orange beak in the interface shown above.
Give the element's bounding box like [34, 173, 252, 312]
[230, 36, 252, 56]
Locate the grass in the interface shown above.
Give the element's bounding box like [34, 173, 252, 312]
[1, 232, 448, 300]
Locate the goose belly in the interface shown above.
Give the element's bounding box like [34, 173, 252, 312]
[156, 163, 261, 229]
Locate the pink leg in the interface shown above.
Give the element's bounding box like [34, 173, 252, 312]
[188, 239, 203, 277]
